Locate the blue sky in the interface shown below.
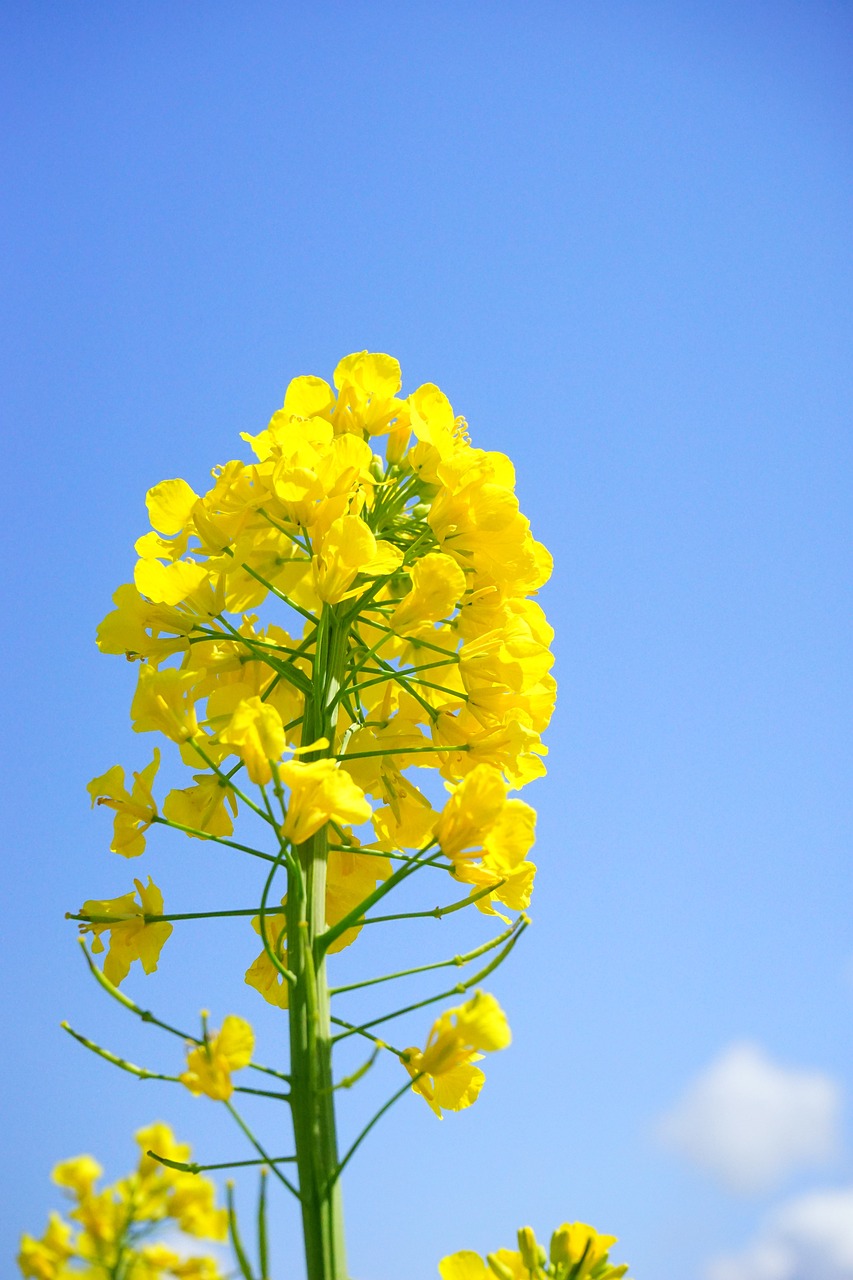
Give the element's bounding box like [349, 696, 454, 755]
[3, 3, 852, 1278]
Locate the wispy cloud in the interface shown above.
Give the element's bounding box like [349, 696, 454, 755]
[705, 1186, 853, 1280]
[656, 1042, 842, 1194]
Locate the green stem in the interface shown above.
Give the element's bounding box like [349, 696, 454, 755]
[330, 920, 528, 1043]
[226, 1101, 301, 1201]
[335, 743, 460, 761]
[359, 616, 457, 656]
[239, 562, 316, 622]
[148, 1152, 297, 1175]
[227, 1182, 257, 1280]
[328, 1016, 407, 1058]
[329, 921, 519, 994]
[331, 1074, 422, 1185]
[287, 605, 349, 1280]
[358, 879, 501, 925]
[315, 845, 440, 955]
[326, 842, 452, 871]
[62, 1021, 288, 1100]
[331, 1046, 380, 1090]
[258, 1168, 270, 1280]
[150, 814, 278, 863]
[61, 1021, 180, 1082]
[72, 906, 285, 924]
[75, 938, 290, 1083]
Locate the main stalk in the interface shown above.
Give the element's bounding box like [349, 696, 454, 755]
[288, 606, 349, 1280]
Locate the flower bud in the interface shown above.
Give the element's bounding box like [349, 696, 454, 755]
[517, 1226, 545, 1272]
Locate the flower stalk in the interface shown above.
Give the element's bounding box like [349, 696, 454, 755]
[17, 353, 634, 1280]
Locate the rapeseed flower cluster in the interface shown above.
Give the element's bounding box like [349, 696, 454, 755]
[51, 354, 608, 1280]
[19, 1125, 226, 1280]
[79, 352, 553, 1109]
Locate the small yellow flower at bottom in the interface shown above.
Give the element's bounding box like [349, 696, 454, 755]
[17, 1213, 73, 1280]
[438, 1222, 630, 1280]
[549, 1222, 628, 1279]
[180, 1014, 255, 1101]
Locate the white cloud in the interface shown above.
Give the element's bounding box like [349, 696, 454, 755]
[705, 1186, 853, 1280]
[656, 1042, 842, 1194]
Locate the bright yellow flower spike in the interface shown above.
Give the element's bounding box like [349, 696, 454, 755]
[81, 353, 560, 1280]
[78, 877, 173, 986]
[20, 1130, 227, 1280]
[180, 1014, 255, 1101]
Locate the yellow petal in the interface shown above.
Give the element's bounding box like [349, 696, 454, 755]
[438, 1253, 489, 1280]
[146, 479, 199, 536]
[215, 1014, 254, 1070]
[134, 558, 208, 606]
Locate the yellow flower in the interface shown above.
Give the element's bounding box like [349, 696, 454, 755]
[180, 1015, 254, 1101]
[311, 513, 402, 604]
[549, 1223, 627, 1279]
[134, 1121, 190, 1179]
[96, 583, 191, 663]
[402, 990, 510, 1118]
[216, 695, 285, 785]
[145, 478, 200, 536]
[245, 900, 290, 1010]
[78, 877, 172, 986]
[162, 773, 238, 837]
[439, 1223, 630, 1280]
[390, 552, 468, 634]
[167, 1173, 228, 1240]
[131, 664, 199, 742]
[433, 765, 537, 913]
[134, 556, 209, 608]
[438, 1253, 490, 1280]
[51, 1155, 102, 1199]
[433, 765, 507, 860]
[87, 750, 160, 858]
[279, 758, 372, 844]
[172, 1256, 227, 1280]
[332, 350, 407, 438]
[437, 1250, 528, 1280]
[459, 622, 554, 696]
[372, 782, 437, 853]
[17, 1213, 73, 1280]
